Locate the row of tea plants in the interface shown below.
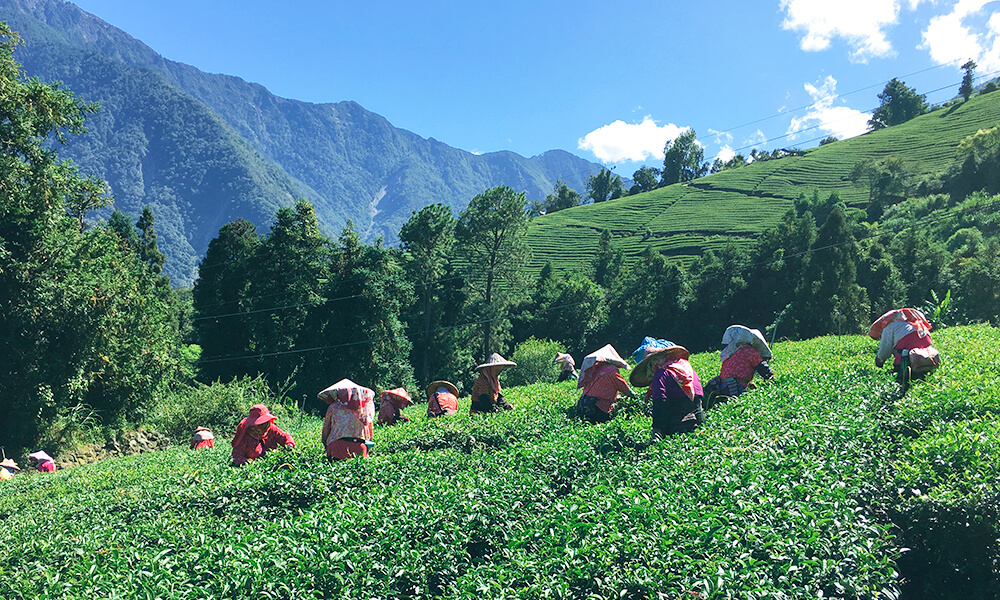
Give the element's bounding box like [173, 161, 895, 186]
[1, 325, 997, 599]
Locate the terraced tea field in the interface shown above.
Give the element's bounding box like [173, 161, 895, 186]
[2, 324, 998, 599]
[526, 92, 1000, 274]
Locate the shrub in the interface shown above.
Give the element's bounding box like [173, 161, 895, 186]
[505, 337, 566, 387]
[146, 376, 290, 443]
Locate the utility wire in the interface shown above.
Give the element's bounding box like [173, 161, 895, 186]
[196, 198, 1000, 364]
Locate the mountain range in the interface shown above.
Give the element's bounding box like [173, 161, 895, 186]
[1, 0, 604, 285]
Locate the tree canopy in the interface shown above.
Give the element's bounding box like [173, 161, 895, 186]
[868, 78, 928, 131]
[661, 129, 707, 185]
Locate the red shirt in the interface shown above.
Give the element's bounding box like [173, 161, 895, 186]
[583, 370, 631, 414]
[36, 460, 56, 473]
[231, 424, 295, 466]
[720, 346, 763, 382]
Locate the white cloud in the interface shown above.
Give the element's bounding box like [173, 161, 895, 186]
[708, 128, 733, 144]
[577, 116, 688, 163]
[920, 0, 1000, 72]
[715, 146, 736, 163]
[787, 76, 871, 140]
[744, 129, 768, 147]
[780, 0, 903, 61]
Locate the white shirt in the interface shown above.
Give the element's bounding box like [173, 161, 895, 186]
[876, 320, 916, 366]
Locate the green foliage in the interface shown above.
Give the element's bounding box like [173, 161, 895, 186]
[505, 337, 566, 387]
[454, 185, 530, 360]
[586, 167, 625, 203]
[543, 179, 583, 213]
[4, 326, 999, 598]
[960, 60, 976, 102]
[146, 376, 277, 443]
[0, 22, 181, 450]
[868, 78, 928, 131]
[661, 129, 707, 185]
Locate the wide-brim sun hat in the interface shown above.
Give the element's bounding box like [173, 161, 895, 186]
[381, 387, 413, 407]
[28, 451, 53, 463]
[552, 352, 573, 365]
[245, 403, 278, 426]
[0, 458, 20, 471]
[425, 380, 459, 398]
[317, 378, 375, 405]
[475, 353, 516, 371]
[629, 344, 690, 387]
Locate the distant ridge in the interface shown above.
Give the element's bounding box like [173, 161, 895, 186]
[1, 0, 603, 284]
[525, 90, 1000, 275]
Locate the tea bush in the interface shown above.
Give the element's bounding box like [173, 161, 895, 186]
[1, 325, 998, 599]
[505, 337, 566, 387]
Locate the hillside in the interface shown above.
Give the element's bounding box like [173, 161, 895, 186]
[2, 324, 998, 598]
[526, 91, 1000, 275]
[0, 0, 603, 284]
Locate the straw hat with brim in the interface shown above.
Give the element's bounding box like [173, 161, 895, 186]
[475, 353, 516, 371]
[317, 378, 373, 405]
[245, 403, 278, 426]
[629, 345, 690, 387]
[28, 451, 53, 463]
[0, 458, 20, 471]
[426, 380, 459, 398]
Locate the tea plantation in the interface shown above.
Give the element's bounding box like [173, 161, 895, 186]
[2, 325, 998, 599]
[526, 91, 1000, 274]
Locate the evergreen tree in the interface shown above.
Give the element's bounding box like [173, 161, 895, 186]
[960, 60, 977, 101]
[603, 249, 690, 354]
[454, 185, 530, 360]
[192, 219, 261, 383]
[399, 204, 465, 387]
[661, 130, 707, 185]
[788, 205, 869, 338]
[136, 205, 166, 275]
[744, 209, 816, 329]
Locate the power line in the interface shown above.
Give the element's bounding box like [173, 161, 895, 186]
[196, 199, 1000, 364]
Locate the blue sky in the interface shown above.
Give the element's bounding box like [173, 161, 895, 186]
[72, 0, 1000, 174]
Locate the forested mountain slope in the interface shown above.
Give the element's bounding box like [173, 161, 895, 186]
[1, 0, 602, 284]
[526, 90, 1000, 274]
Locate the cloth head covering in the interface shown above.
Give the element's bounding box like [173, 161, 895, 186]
[553, 352, 575, 366]
[231, 404, 278, 451]
[380, 388, 413, 409]
[28, 451, 53, 463]
[631, 337, 674, 363]
[475, 353, 516, 371]
[578, 344, 629, 389]
[1, 458, 20, 471]
[868, 308, 931, 340]
[320, 379, 376, 442]
[629, 344, 690, 388]
[425, 380, 459, 399]
[191, 427, 214, 442]
[720, 325, 772, 362]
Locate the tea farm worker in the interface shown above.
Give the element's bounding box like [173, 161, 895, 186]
[28, 450, 56, 472]
[0, 458, 20, 480]
[553, 352, 579, 382]
[630, 344, 705, 439]
[869, 308, 934, 371]
[470, 353, 516, 414]
[426, 380, 459, 418]
[576, 344, 634, 424]
[704, 325, 773, 407]
[319, 379, 375, 461]
[190, 426, 215, 450]
[231, 404, 295, 466]
[377, 387, 414, 426]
